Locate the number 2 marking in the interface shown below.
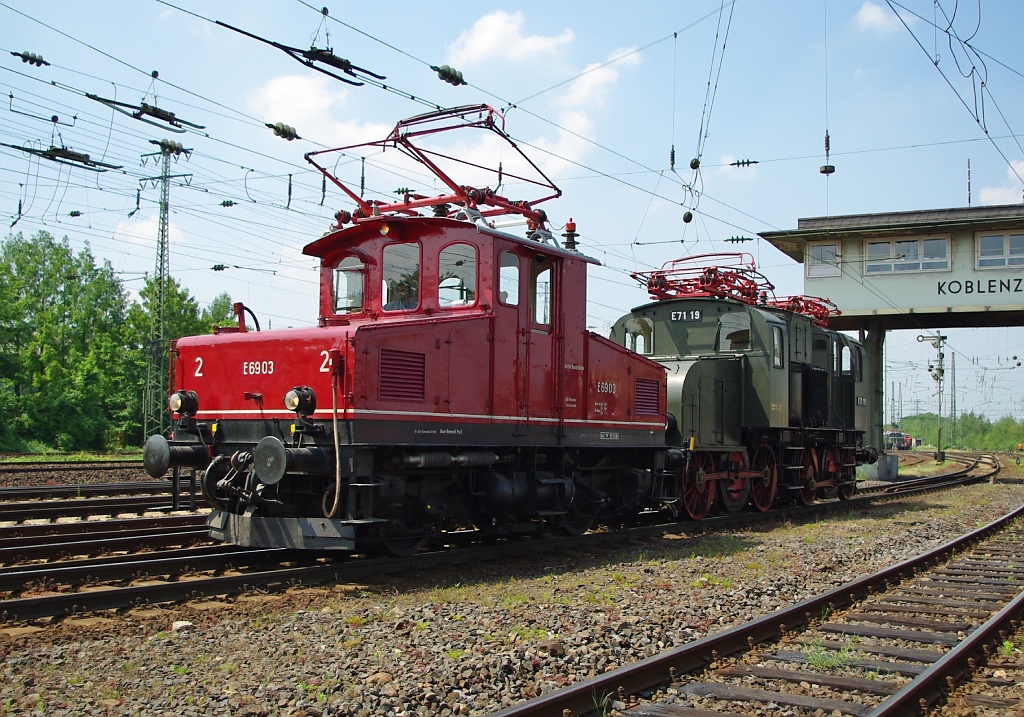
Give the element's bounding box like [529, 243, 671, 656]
[320, 350, 331, 373]
[195, 357, 204, 377]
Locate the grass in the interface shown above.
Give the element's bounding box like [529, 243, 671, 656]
[0, 449, 142, 463]
[805, 638, 854, 670]
[688, 572, 734, 589]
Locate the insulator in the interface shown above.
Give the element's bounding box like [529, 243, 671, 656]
[432, 64, 467, 86]
[394, 187, 412, 195]
[221, 200, 236, 207]
[211, 264, 227, 272]
[13, 51, 48, 67]
[267, 122, 299, 140]
[689, 158, 700, 170]
[730, 159, 758, 167]
[158, 139, 185, 156]
[824, 130, 830, 154]
[669, 146, 675, 171]
[68, 210, 81, 217]
[334, 209, 352, 225]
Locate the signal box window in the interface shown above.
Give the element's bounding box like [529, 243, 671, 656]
[438, 243, 476, 308]
[623, 317, 653, 355]
[977, 232, 1024, 268]
[806, 242, 840, 277]
[334, 255, 364, 313]
[382, 242, 419, 311]
[498, 250, 519, 306]
[530, 256, 552, 327]
[866, 237, 948, 273]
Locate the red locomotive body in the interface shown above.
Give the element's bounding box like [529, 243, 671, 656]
[145, 107, 674, 553]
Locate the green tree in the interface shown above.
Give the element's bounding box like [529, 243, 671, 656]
[0, 231, 130, 450]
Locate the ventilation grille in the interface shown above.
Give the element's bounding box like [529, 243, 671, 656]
[379, 349, 426, 401]
[634, 378, 660, 415]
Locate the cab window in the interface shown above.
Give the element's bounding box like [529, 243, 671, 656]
[499, 250, 519, 306]
[530, 255, 552, 327]
[623, 317, 653, 355]
[771, 326, 784, 368]
[717, 312, 750, 351]
[333, 255, 364, 313]
[438, 243, 476, 308]
[382, 242, 419, 312]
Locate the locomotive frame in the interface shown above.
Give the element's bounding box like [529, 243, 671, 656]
[143, 105, 876, 554]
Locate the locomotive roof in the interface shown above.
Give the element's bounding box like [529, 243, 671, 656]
[302, 213, 599, 265]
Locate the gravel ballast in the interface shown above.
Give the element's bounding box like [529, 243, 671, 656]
[3, 476, 1024, 717]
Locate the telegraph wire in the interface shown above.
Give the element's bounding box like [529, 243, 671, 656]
[886, 0, 1024, 187]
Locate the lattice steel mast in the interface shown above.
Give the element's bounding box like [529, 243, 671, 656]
[142, 140, 190, 439]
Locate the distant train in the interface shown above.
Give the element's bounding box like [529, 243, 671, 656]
[143, 105, 876, 554]
[884, 430, 914, 451]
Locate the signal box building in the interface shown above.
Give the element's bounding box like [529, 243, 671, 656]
[761, 204, 1024, 477]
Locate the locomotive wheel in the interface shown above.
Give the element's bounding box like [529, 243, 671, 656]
[681, 452, 714, 520]
[837, 449, 856, 500]
[749, 444, 778, 512]
[556, 502, 595, 536]
[717, 453, 749, 513]
[717, 478, 749, 512]
[820, 449, 840, 487]
[798, 447, 818, 506]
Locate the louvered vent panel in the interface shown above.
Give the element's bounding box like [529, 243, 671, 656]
[379, 349, 426, 401]
[634, 378, 660, 415]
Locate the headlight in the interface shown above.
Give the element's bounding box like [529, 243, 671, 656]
[283, 386, 316, 416]
[168, 390, 199, 416]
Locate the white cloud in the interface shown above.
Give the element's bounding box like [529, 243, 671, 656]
[855, 2, 902, 34]
[533, 48, 642, 177]
[447, 11, 574, 66]
[247, 74, 390, 146]
[979, 160, 1024, 205]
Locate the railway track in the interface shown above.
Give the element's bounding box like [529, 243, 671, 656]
[0, 453, 1000, 625]
[488, 498, 1024, 717]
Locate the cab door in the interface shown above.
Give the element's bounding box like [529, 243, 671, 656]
[526, 254, 556, 419]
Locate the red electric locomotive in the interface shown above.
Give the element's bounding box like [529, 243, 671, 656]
[144, 106, 676, 553]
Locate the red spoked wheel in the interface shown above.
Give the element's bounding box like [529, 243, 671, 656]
[681, 452, 715, 520]
[820, 448, 840, 487]
[837, 450, 856, 500]
[749, 443, 778, 512]
[798, 447, 818, 506]
[837, 480, 856, 500]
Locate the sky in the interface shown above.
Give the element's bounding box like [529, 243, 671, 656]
[0, 0, 1022, 423]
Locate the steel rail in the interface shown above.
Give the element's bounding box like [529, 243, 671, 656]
[0, 523, 208, 549]
[866, 589, 1024, 716]
[0, 481, 173, 500]
[0, 495, 179, 522]
[486, 499, 1023, 717]
[0, 543, 248, 578]
[0, 527, 212, 563]
[0, 454, 999, 625]
[0, 546, 288, 594]
[0, 514, 206, 541]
